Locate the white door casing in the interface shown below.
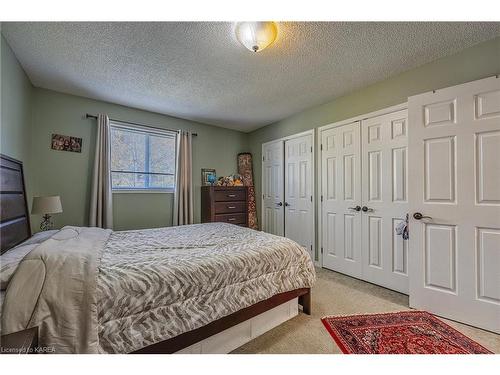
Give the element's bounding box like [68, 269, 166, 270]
[284, 134, 314, 258]
[320, 122, 363, 277]
[361, 109, 409, 294]
[262, 141, 284, 236]
[408, 76, 500, 333]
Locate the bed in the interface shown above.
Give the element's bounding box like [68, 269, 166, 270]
[0, 154, 316, 354]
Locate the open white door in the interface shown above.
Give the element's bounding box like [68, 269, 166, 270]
[284, 133, 314, 259]
[361, 109, 409, 294]
[409, 76, 500, 333]
[262, 141, 284, 236]
[320, 122, 363, 278]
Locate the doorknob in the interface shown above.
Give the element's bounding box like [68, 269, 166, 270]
[413, 212, 432, 220]
[361, 206, 374, 212]
[276, 202, 283, 207]
[284, 202, 290, 207]
[348, 206, 361, 212]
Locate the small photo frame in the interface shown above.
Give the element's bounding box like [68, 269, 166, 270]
[201, 168, 216, 186]
[51, 134, 82, 153]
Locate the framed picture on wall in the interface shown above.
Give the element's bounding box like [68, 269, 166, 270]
[201, 168, 216, 186]
[51, 133, 82, 153]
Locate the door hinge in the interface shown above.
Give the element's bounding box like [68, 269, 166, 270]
[310, 146, 313, 153]
[310, 195, 313, 202]
[310, 245, 312, 251]
[262, 156, 265, 162]
[320, 144, 323, 151]
[321, 195, 323, 202]
[321, 247, 323, 254]
[262, 194, 265, 199]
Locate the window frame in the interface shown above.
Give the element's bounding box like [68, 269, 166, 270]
[109, 121, 177, 194]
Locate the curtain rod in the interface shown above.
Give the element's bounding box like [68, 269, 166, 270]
[85, 114, 198, 136]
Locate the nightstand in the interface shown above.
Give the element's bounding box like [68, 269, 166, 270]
[0, 327, 38, 354]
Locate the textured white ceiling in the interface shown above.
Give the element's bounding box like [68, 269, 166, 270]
[3, 22, 500, 132]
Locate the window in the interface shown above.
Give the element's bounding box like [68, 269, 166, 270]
[110, 122, 177, 192]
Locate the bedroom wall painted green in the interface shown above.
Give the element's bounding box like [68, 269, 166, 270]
[0, 35, 33, 174]
[248, 37, 500, 238]
[29, 88, 248, 231]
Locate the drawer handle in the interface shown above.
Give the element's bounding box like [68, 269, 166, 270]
[228, 218, 236, 221]
[227, 194, 236, 198]
[227, 206, 236, 209]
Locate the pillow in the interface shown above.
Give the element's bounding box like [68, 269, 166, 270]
[1, 243, 39, 290]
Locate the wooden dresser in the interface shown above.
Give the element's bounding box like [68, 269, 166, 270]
[201, 186, 248, 227]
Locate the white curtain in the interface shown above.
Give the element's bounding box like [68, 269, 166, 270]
[89, 114, 113, 229]
[173, 130, 193, 226]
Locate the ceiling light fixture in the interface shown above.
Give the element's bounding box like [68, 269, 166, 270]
[235, 22, 278, 53]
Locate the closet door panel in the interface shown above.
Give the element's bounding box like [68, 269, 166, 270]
[321, 122, 362, 278]
[284, 134, 314, 259]
[409, 76, 500, 333]
[262, 141, 284, 236]
[361, 109, 409, 294]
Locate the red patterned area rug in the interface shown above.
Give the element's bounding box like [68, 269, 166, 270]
[321, 311, 492, 354]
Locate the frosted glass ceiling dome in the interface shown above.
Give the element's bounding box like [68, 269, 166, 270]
[235, 22, 278, 53]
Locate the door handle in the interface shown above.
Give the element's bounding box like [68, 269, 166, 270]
[361, 206, 374, 212]
[227, 194, 236, 198]
[228, 218, 236, 221]
[284, 202, 290, 207]
[227, 206, 236, 209]
[413, 212, 432, 220]
[348, 206, 361, 212]
[276, 202, 283, 207]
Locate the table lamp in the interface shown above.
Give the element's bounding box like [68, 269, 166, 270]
[31, 196, 63, 231]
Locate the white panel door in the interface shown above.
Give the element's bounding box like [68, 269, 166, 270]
[321, 122, 363, 278]
[409, 76, 500, 333]
[284, 134, 314, 258]
[361, 110, 409, 294]
[262, 141, 284, 236]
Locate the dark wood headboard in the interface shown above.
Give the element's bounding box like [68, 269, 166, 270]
[0, 154, 31, 254]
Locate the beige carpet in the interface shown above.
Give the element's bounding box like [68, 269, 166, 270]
[233, 267, 500, 354]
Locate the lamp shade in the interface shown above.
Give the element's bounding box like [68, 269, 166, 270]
[32, 196, 63, 215]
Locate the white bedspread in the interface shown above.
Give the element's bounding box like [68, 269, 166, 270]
[1, 226, 112, 353]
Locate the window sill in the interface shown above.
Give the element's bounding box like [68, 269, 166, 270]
[112, 189, 175, 194]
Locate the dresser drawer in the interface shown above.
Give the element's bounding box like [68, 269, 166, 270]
[214, 201, 246, 214]
[214, 190, 246, 202]
[214, 213, 247, 225]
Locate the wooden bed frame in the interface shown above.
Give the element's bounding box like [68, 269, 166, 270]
[134, 288, 311, 353]
[0, 153, 311, 354]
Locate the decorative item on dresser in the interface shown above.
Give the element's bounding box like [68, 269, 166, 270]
[201, 186, 248, 227]
[237, 153, 258, 230]
[201, 168, 216, 186]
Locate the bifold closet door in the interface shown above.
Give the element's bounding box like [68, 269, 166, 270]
[321, 122, 363, 278]
[284, 134, 314, 259]
[262, 141, 284, 236]
[408, 76, 500, 333]
[361, 110, 409, 294]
